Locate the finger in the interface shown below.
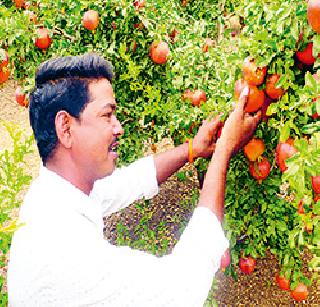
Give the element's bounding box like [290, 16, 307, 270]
[204, 117, 222, 141]
[208, 143, 216, 153]
[236, 86, 249, 114]
[209, 114, 223, 130]
[204, 113, 220, 125]
[239, 86, 249, 100]
[206, 113, 215, 121]
[253, 110, 262, 125]
[244, 110, 261, 125]
[202, 118, 209, 125]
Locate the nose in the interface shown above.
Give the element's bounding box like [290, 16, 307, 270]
[112, 115, 124, 136]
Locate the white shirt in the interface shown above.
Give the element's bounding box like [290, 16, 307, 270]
[7, 156, 228, 307]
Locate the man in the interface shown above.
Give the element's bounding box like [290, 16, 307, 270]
[7, 53, 260, 306]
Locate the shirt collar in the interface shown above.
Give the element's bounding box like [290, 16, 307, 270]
[38, 165, 104, 231]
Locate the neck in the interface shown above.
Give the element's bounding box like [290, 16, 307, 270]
[46, 155, 94, 195]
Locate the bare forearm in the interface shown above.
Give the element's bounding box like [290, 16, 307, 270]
[197, 143, 231, 222]
[195, 85, 260, 222]
[153, 142, 189, 184]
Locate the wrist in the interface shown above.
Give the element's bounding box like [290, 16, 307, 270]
[214, 138, 232, 163]
[186, 139, 195, 163]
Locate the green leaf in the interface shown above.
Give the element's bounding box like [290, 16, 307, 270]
[279, 122, 291, 142]
[305, 71, 317, 90]
[176, 171, 186, 181]
[298, 230, 304, 246]
[313, 34, 320, 58]
[276, 221, 287, 232]
[266, 103, 277, 116]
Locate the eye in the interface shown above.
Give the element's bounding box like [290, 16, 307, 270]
[102, 112, 113, 119]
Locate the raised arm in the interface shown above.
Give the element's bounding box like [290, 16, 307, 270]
[154, 117, 222, 184]
[198, 87, 261, 221]
[91, 117, 222, 216]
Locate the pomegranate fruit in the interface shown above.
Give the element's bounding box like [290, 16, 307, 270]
[0, 68, 10, 84]
[249, 157, 271, 181]
[35, 28, 52, 50]
[290, 282, 308, 301]
[242, 57, 267, 86]
[234, 79, 264, 113]
[275, 140, 298, 172]
[296, 42, 318, 65]
[311, 176, 320, 194]
[150, 41, 169, 65]
[15, 86, 28, 107]
[14, 0, 25, 8]
[243, 138, 265, 161]
[82, 10, 99, 31]
[307, 0, 320, 34]
[265, 74, 285, 100]
[275, 273, 290, 291]
[183, 89, 207, 107]
[220, 249, 231, 271]
[239, 256, 256, 274]
[134, 0, 145, 9]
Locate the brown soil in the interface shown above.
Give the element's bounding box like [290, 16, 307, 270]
[1, 80, 319, 306]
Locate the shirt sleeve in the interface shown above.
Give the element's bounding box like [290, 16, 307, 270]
[90, 156, 159, 217]
[91, 207, 229, 307]
[120, 207, 229, 307]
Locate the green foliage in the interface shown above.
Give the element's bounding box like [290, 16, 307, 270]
[203, 278, 219, 307]
[114, 199, 177, 256]
[219, 0, 320, 288]
[0, 122, 34, 304]
[0, 0, 226, 163]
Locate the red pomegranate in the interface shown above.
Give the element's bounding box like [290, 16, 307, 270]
[220, 249, 231, 271]
[150, 41, 170, 65]
[249, 157, 271, 181]
[35, 28, 52, 50]
[239, 256, 256, 274]
[82, 10, 99, 31]
[276, 140, 298, 173]
[311, 176, 320, 194]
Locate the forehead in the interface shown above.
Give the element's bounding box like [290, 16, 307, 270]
[87, 78, 116, 110]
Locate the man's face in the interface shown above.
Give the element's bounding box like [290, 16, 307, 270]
[71, 78, 123, 181]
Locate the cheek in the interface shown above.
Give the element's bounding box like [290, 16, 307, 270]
[73, 127, 99, 156]
[101, 125, 114, 143]
[72, 122, 113, 156]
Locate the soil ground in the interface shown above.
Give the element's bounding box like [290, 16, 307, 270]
[0, 80, 319, 306]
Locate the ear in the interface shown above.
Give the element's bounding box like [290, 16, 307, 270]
[55, 111, 73, 149]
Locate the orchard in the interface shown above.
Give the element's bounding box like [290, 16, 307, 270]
[0, 0, 320, 305]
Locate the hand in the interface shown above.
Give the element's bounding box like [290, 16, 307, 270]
[218, 86, 261, 157]
[192, 115, 222, 159]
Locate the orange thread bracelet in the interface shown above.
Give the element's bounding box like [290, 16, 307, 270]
[188, 138, 194, 163]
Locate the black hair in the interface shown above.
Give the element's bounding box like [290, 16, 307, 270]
[29, 53, 113, 165]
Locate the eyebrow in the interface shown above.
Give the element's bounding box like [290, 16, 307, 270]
[101, 103, 116, 111]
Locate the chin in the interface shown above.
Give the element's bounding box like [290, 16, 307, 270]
[101, 164, 116, 178]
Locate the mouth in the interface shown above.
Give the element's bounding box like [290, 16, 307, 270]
[108, 140, 119, 159]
